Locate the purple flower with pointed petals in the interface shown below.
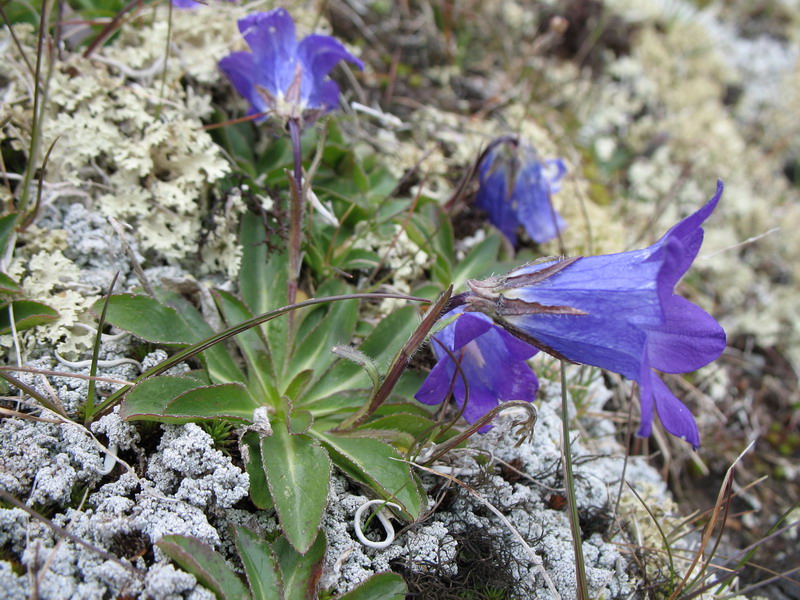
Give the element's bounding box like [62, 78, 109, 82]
[219, 8, 363, 123]
[465, 181, 727, 448]
[476, 137, 567, 246]
[415, 307, 539, 431]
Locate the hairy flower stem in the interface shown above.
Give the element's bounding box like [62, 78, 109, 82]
[561, 362, 589, 600]
[287, 118, 304, 313]
[337, 286, 453, 431]
[421, 400, 536, 466]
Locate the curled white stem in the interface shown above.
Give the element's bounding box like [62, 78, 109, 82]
[89, 54, 166, 80]
[308, 188, 339, 227]
[70, 322, 130, 342]
[99, 442, 118, 475]
[354, 500, 401, 550]
[54, 351, 142, 371]
[350, 102, 404, 128]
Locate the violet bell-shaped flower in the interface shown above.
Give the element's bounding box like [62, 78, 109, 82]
[476, 136, 567, 246]
[415, 307, 539, 431]
[464, 181, 727, 448]
[219, 8, 363, 123]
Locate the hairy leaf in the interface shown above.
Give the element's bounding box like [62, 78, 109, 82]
[157, 535, 250, 600]
[262, 422, 331, 553]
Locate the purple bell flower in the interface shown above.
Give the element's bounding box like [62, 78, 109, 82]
[219, 8, 363, 123]
[465, 181, 727, 448]
[415, 307, 539, 431]
[476, 137, 567, 246]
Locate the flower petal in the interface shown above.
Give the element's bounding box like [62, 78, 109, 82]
[652, 374, 701, 449]
[305, 80, 341, 113]
[515, 160, 566, 244]
[238, 9, 299, 97]
[543, 158, 567, 192]
[647, 295, 726, 373]
[297, 34, 363, 79]
[452, 311, 494, 351]
[296, 34, 362, 110]
[219, 52, 262, 114]
[417, 305, 539, 431]
[637, 366, 656, 438]
[414, 359, 454, 407]
[476, 155, 520, 245]
[657, 180, 723, 285]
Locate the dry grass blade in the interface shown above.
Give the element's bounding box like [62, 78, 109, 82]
[626, 481, 676, 590]
[666, 440, 755, 600]
[0, 371, 66, 416]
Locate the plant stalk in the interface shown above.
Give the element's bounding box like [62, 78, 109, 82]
[19, 0, 53, 216]
[287, 118, 304, 310]
[561, 361, 589, 600]
[337, 285, 452, 430]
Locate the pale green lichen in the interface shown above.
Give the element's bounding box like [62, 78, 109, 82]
[2, 249, 99, 354]
[0, 3, 276, 354]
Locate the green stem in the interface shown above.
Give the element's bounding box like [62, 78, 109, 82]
[84, 272, 119, 426]
[19, 0, 52, 215]
[287, 118, 304, 309]
[561, 361, 589, 600]
[337, 285, 452, 430]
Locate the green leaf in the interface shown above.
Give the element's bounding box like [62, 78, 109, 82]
[360, 305, 419, 366]
[302, 391, 370, 419]
[406, 204, 455, 286]
[284, 370, 313, 403]
[165, 383, 261, 421]
[336, 248, 381, 271]
[257, 137, 293, 174]
[98, 294, 196, 343]
[314, 432, 421, 521]
[0, 272, 21, 294]
[241, 432, 274, 510]
[287, 280, 357, 383]
[452, 232, 502, 287]
[120, 376, 201, 420]
[232, 525, 283, 600]
[261, 421, 331, 553]
[157, 535, 251, 600]
[154, 288, 245, 385]
[98, 293, 245, 385]
[273, 533, 326, 600]
[338, 573, 407, 600]
[120, 377, 259, 423]
[214, 289, 278, 402]
[358, 413, 436, 439]
[289, 410, 313, 435]
[0, 213, 18, 256]
[220, 121, 256, 172]
[239, 213, 289, 376]
[0, 300, 59, 335]
[302, 306, 418, 405]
